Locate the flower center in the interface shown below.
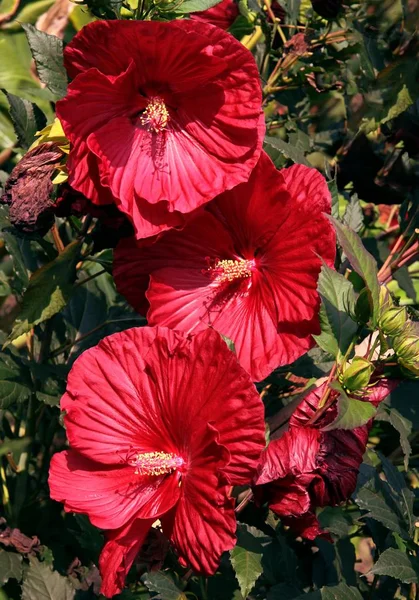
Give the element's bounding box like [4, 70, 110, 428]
[129, 451, 184, 476]
[140, 97, 170, 133]
[207, 258, 254, 284]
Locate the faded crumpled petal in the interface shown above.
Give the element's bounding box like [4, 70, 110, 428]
[1, 142, 64, 234]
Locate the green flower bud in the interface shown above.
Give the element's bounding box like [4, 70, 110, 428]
[379, 306, 408, 336]
[394, 335, 419, 360]
[340, 357, 374, 392]
[393, 321, 419, 376]
[379, 286, 394, 311]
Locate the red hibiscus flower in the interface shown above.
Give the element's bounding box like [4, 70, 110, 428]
[114, 151, 336, 381]
[57, 19, 264, 239]
[191, 0, 240, 30]
[253, 379, 398, 539]
[48, 327, 265, 597]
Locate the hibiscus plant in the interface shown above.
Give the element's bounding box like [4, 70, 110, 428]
[0, 0, 419, 599]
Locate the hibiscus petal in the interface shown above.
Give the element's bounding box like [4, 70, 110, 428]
[99, 517, 154, 598]
[191, 0, 240, 30]
[65, 20, 227, 88]
[163, 425, 236, 574]
[139, 327, 266, 485]
[49, 450, 180, 529]
[61, 327, 178, 463]
[56, 64, 141, 142]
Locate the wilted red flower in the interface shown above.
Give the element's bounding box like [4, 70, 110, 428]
[114, 152, 335, 381]
[1, 142, 64, 234]
[254, 379, 398, 539]
[49, 326, 265, 597]
[57, 19, 264, 239]
[191, 0, 240, 30]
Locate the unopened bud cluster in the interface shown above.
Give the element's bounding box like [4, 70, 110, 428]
[378, 286, 419, 376]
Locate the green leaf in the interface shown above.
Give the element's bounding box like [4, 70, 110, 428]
[7, 240, 81, 343]
[220, 333, 236, 354]
[175, 0, 222, 12]
[0, 352, 32, 408]
[343, 194, 364, 234]
[2, 91, 46, 150]
[21, 556, 75, 600]
[0, 549, 23, 584]
[141, 571, 187, 600]
[376, 405, 412, 470]
[21, 24, 67, 99]
[321, 583, 363, 600]
[264, 136, 311, 166]
[381, 84, 414, 126]
[314, 264, 358, 358]
[369, 548, 419, 583]
[230, 524, 267, 598]
[323, 390, 376, 431]
[327, 216, 380, 326]
[327, 179, 339, 220]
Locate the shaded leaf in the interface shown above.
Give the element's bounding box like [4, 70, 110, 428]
[343, 194, 364, 234]
[380, 454, 415, 536]
[267, 583, 303, 599]
[264, 136, 310, 166]
[354, 471, 408, 537]
[0, 549, 22, 584]
[142, 571, 187, 600]
[294, 583, 363, 600]
[327, 216, 380, 326]
[22, 24, 67, 98]
[21, 556, 75, 600]
[369, 548, 419, 583]
[318, 507, 353, 538]
[7, 240, 81, 343]
[0, 352, 32, 408]
[2, 91, 46, 150]
[376, 405, 412, 470]
[0, 205, 29, 294]
[314, 264, 358, 358]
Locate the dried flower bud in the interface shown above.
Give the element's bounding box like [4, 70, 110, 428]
[1, 143, 64, 234]
[379, 306, 408, 336]
[310, 0, 342, 18]
[340, 357, 374, 392]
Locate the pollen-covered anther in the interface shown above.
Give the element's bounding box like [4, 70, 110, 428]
[140, 97, 170, 133]
[129, 451, 184, 476]
[208, 258, 254, 283]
